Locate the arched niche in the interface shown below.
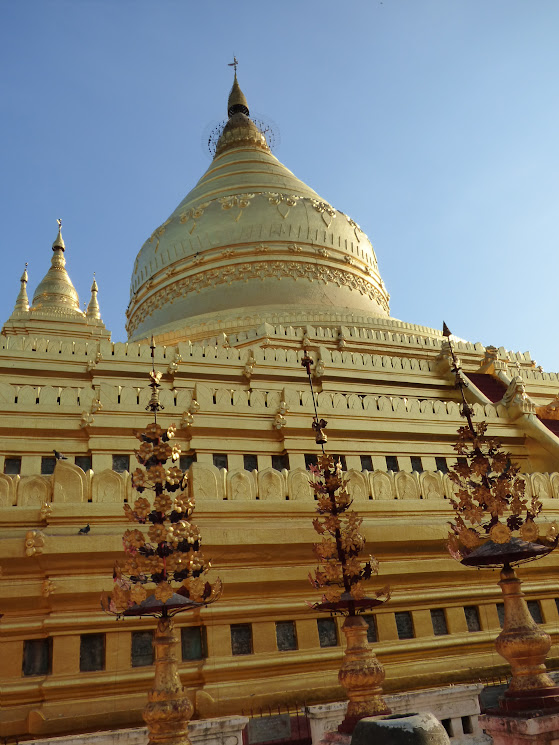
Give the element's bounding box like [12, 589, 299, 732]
[92, 469, 126, 503]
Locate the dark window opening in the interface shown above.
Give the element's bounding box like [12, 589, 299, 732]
[462, 716, 473, 735]
[41, 456, 56, 475]
[231, 624, 253, 655]
[80, 633, 105, 672]
[75, 455, 92, 472]
[528, 600, 543, 624]
[179, 452, 197, 471]
[131, 630, 154, 667]
[276, 621, 298, 651]
[395, 611, 414, 639]
[272, 453, 290, 471]
[363, 615, 377, 643]
[317, 618, 338, 648]
[181, 626, 207, 661]
[411, 456, 423, 473]
[385, 456, 399, 472]
[213, 453, 228, 469]
[430, 609, 448, 636]
[112, 454, 130, 473]
[435, 457, 448, 474]
[22, 638, 52, 676]
[497, 602, 505, 628]
[465, 606, 481, 632]
[360, 455, 373, 471]
[243, 454, 258, 472]
[4, 456, 21, 475]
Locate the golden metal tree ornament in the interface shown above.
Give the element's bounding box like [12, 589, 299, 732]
[443, 323, 559, 713]
[301, 351, 390, 733]
[102, 337, 221, 745]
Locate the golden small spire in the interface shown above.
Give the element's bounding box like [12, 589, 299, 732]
[31, 221, 80, 313]
[86, 272, 101, 320]
[227, 59, 249, 117]
[12, 263, 30, 313]
[53, 218, 66, 251]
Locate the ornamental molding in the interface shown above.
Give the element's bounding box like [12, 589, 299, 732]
[132, 192, 363, 284]
[127, 260, 390, 334]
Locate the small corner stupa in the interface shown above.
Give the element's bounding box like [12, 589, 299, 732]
[2, 221, 110, 340]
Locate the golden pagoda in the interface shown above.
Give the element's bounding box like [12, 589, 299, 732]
[1, 74, 559, 741]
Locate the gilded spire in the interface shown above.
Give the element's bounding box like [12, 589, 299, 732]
[86, 273, 101, 320]
[12, 263, 30, 314]
[216, 67, 268, 157]
[227, 70, 249, 117]
[53, 218, 65, 251]
[31, 221, 81, 314]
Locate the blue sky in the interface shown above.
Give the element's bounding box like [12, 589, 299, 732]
[1, 1, 558, 370]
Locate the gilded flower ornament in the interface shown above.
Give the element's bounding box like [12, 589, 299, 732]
[446, 420, 552, 563]
[102, 383, 221, 618]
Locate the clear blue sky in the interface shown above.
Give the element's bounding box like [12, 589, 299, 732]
[1, 1, 558, 370]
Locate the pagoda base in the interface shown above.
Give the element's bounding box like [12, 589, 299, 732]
[500, 686, 559, 713]
[480, 711, 559, 744]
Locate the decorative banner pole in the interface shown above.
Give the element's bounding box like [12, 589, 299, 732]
[102, 337, 221, 745]
[301, 350, 390, 733]
[443, 323, 559, 713]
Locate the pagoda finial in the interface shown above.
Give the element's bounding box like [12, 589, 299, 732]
[12, 262, 30, 313]
[227, 58, 249, 118]
[53, 218, 65, 251]
[86, 272, 101, 320]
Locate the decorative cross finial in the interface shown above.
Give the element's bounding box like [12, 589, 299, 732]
[57, 218, 62, 230]
[228, 56, 238, 74]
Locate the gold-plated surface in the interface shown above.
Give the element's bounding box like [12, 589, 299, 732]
[143, 616, 192, 745]
[86, 275, 101, 320]
[13, 264, 29, 313]
[496, 566, 555, 694]
[3, 222, 110, 340]
[127, 80, 388, 342]
[338, 616, 390, 733]
[31, 225, 81, 313]
[227, 74, 249, 116]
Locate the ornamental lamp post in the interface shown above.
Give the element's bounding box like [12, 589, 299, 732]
[102, 337, 221, 745]
[442, 323, 559, 713]
[301, 350, 391, 733]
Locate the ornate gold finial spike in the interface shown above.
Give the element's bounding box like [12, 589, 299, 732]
[227, 65, 249, 118]
[86, 272, 101, 320]
[53, 219, 65, 251]
[31, 223, 81, 312]
[13, 262, 30, 313]
[228, 56, 238, 75]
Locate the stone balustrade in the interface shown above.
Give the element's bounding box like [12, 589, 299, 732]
[1, 461, 558, 508]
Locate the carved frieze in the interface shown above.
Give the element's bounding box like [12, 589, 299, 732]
[179, 202, 211, 234]
[218, 194, 255, 222]
[128, 260, 390, 334]
[310, 199, 336, 227]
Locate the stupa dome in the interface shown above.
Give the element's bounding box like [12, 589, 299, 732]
[127, 76, 390, 343]
[31, 224, 82, 315]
